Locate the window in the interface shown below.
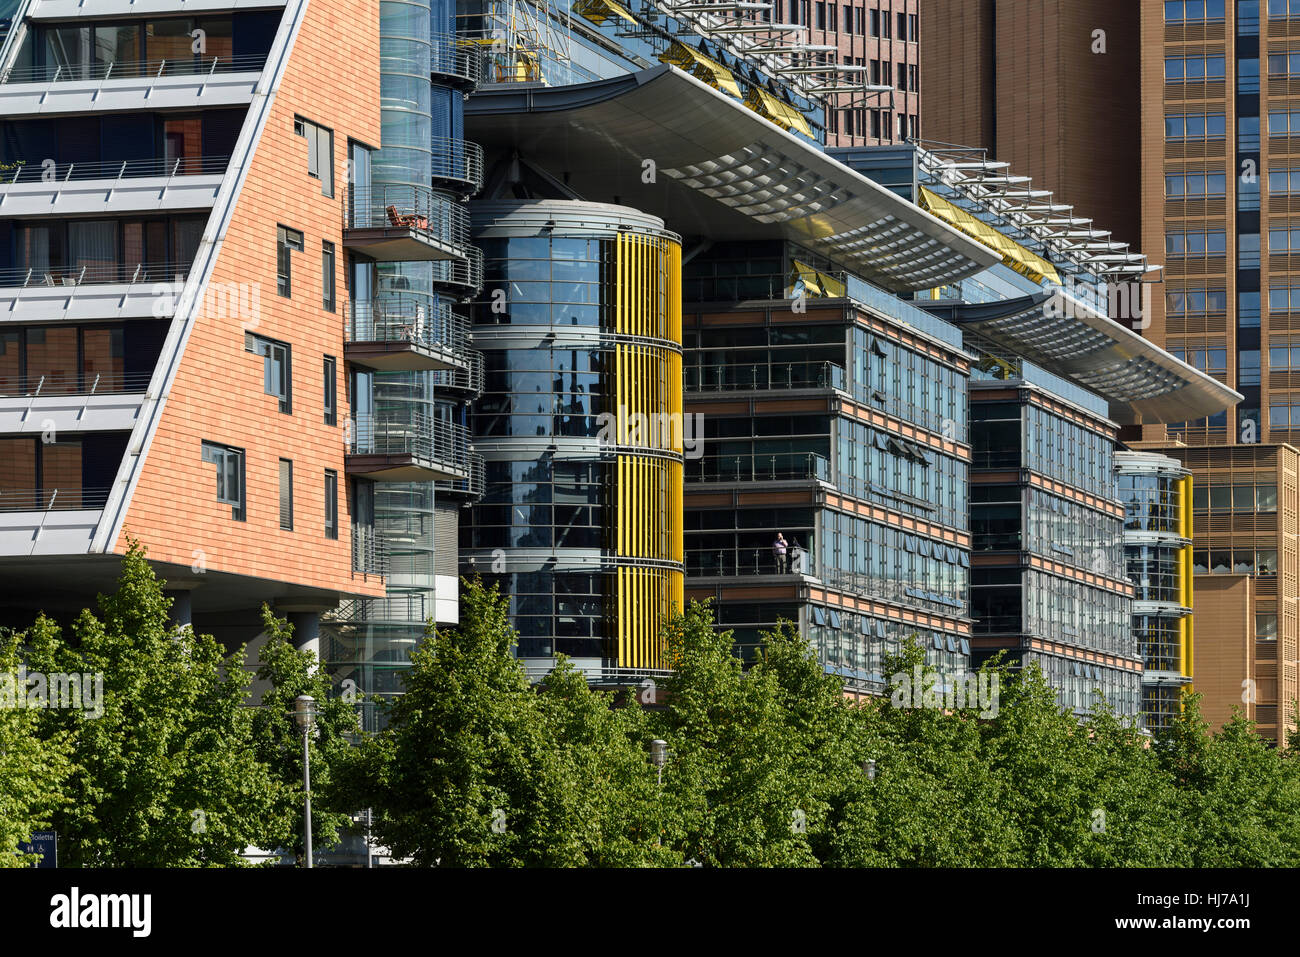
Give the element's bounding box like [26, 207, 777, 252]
[816, 2, 826, 29]
[324, 469, 338, 540]
[246, 333, 291, 413]
[1164, 55, 1227, 80]
[1269, 283, 1300, 311]
[1165, 171, 1228, 197]
[1239, 115, 1261, 151]
[1268, 110, 1300, 136]
[1240, 232, 1261, 267]
[294, 116, 334, 197]
[1240, 291, 1261, 328]
[322, 240, 335, 312]
[881, 8, 891, 36]
[897, 11, 906, 37]
[1169, 346, 1228, 375]
[1165, 112, 1227, 140]
[1270, 0, 1300, 17]
[1165, 229, 1228, 256]
[870, 108, 881, 139]
[1267, 226, 1300, 253]
[277, 225, 303, 297]
[908, 13, 918, 40]
[896, 61, 905, 90]
[279, 458, 293, 530]
[1240, 349, 1262, 384]
[1269, 335, 1300, 368]
[201, 441, 245, 520]
[843, 5, 852, 32]
[323, 355, 337, 426]
[1165, 287, 1228, 316]
[1267, 51, 1300, 75]
[908, 64, 918, 91]
[854, 7, 863, 34]
[1238, 57, 1260, 93]
[869, 8, 879, 35]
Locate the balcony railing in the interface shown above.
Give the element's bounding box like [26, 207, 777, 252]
[430, 33, 483, 87]
[0, 371, 152, 397]
[0, 261, 188, 288]
[436, 450, 485, 497]
[351, 524, 388, 576]
[349, 411, 471, 470]
[687, 546, 816, 578]
[692, 452, 831, 484]
[687, 360, 845, 393]
[432, 349, 484, 395]
[0, 54, 269, 85]
[2, 155, 229, 184]
[430, 136, 484, 194]
[345, 183, 472, 250]
[0, 487, 110, 511]
[345, 296, 470, 353]
[330, 593, 431, 624]
[822, 570, 969, 617]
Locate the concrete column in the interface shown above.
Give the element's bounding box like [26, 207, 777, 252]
[288, 611, 321, 661]
[164, 589, 193, 629]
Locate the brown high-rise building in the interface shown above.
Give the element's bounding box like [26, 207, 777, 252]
[788, 0, 920, 146]
[924, 0, 1300, 747]
[921, 0, 1142, 249]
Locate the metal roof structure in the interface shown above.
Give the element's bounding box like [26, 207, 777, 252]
[923, 293, 1242, 425]
[466, 65, 1000, 293]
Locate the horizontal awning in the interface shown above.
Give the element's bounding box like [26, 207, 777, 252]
[918, 187, 1061, 287]
[574, 0, 638, 27]
[465, 66, 1001, 293]
[745, 85, 814, 137]
[658, 41, 742, 99]
[923, 293, 1243, 425]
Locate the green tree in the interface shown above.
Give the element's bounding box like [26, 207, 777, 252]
[250, 605, 362, 863]
[0, 630, 73, 868]
[23, 543, 281, 866]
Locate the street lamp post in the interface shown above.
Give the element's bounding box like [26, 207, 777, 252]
[293, 695, 317, 868]
[862, 758, 877, 782]
[649, 739, 668, 787]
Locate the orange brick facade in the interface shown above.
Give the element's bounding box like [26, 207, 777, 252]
[116, 0, 385, 599]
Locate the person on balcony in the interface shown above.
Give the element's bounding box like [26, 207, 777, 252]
[772, 533, 788, 574]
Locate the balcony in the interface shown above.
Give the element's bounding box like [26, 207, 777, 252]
[430, 33, 482, 88]
[691, 452, 831, 485]
[687, 360, 845, 393]
[0, 260, 190, 322]
[0, 486, 108, 557]
[0, 156, 228, 216]
[346, 411, 471, 483]
[435, 449, 485, 499]
[351, 524, 388, 578]
[0, 372, 150, 433]
[344, 297, 471, 373]
[430, 136, 484, 196]
[343, 184, 473, 263]
[0, 55, 267, 115]
[687, 545, 817, 579]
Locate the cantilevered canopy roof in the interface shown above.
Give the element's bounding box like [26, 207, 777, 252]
[925, 293, 1243, 425]
[466, 65, 1000, 293]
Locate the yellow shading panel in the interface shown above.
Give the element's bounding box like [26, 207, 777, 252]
[658, 41, 742, 99]
[743, 86, 814, 138]
[574, 0, 638, 27]
[918, 187, 1062, 287]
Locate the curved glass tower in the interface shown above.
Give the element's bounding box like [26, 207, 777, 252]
[465, 200, 684, 682]
[326, 0, 483, 730]
[1116, 450, 1194, 735]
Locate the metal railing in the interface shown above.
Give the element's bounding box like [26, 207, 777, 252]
[822, 570, 969, 616]
[432, 349, 483, 395]
[1, 154, 229, 184]
[344, 296, 470, 355]
[349, 411, 471, 471]
[0, 486, 110, 511]
[0, 54, 268, 85]
[351, 524, 389, 576]
[687, 546, 816, 578]
[433, 245, 484, 293]
[833, 474, 966, 530]
[430, 136, 484, 193]
[430, 33, 483, 87]
[0, 261, 189, 288]
[436, 450, 485, 497]
[692, 452, 831, 484]
[0, 371, 152, 397]
[330, 593, 430, 624]
[345, 183, 472, 252]
[687, 360, 845, 393]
